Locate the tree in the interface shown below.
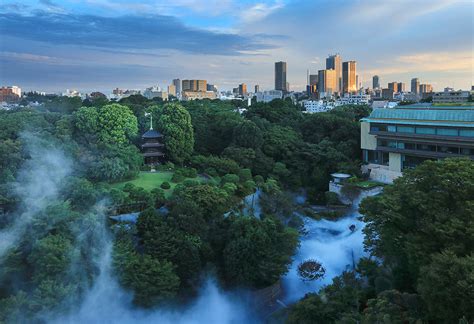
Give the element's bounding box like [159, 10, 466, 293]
[363, 290, 423, 324]
[223, 216, 298, 288]
[157, 102, 194, 164]
[360, 158, 474, 291]
[417, 251, 474, 322]
[75, 103, 138, 145]
[232, 120, 263, 149]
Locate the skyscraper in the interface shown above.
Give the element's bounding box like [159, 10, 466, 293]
[275, 61, 287, 92]
[373, 75, 380, 89]
[388, 82, 399, 93]
[309, 74, 318, 86]
[318, 69, 337, 96]
[342, 61, 357, 93]
[254, 85, 260, 93]
[326, 54, 342, 92]
[173, 79, 181, 97]
[239, 83, 247, 96]
[411, 78, 420, 94]
[398, 82, 406, 92]
[168, 84, 176, 97]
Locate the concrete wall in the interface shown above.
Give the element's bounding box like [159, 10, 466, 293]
[364, 163, 402, 184]
[361, 121, 377, 150]
[389, 152, 402, 172]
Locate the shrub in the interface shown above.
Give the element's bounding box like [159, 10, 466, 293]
[161, 182, 171, 190]
[171, 173, 185, 183]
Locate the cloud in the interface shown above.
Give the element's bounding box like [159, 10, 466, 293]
[0, 11, 278, 55]
[241, 1, 285, 23]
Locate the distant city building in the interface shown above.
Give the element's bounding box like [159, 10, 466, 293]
[318, 69, 337, 97]
[254, 85, 260, 93]
[360, 104, 474, 184]
[398, 82, 406, 92]
[275, 61, 288, 92]
[182, 80, 207, 92]
[342, 61, 357, 93]
[207, 84, 217, 92]
[326, 54, 342, 93]
[411, 78, 420, 94]
[433, 89, 472, 103]
[336, 93, 370, 106]
[238, 83, 247, 96]
[0, 86, 21, 102]
[256, 90, 283, 103]
[182, 91, 216, 101]
[382, 88, 395, 100]
[168, 84, 176, 97]
[394, 92, 419, 102]
[303, 100, 334, 113]
[88, 92, 106, 100]
[309, 74, 318, 86]
[113, 88, 124, 96]
[419, 83, 433, 95]
[373, 75, 380, 89]
[388, 82, 399, 93]
[173, 79, 181, 98]
[143, 86, 168, 100]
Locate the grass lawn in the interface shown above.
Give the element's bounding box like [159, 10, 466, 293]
[110, 171, 199, 197]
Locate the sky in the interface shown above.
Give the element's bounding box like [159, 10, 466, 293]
[0, 0, 473, 93]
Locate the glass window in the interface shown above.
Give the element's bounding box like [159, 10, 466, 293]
[461, 148, 474, 155]
[416, 127, 436, 135]
[437, 128, 458, 136]
[404, 142, 416, 150]
[398, 126, 415, 133]
[387, 141, 397, 148]
[387, 125, 397, 132]
[438, 146, 459, 154]
[418, 144, 437, 152]
[459, 129, 474, 137]
[397, 142, 405, 149]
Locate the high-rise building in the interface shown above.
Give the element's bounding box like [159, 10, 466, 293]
[398, 82, 406, 92]
[388, 82, 399, 93]
[173, 79, 181, 97]
[419, 84, 433, 94]
[182, 80, 207, 92]
[411, 78, 420, 94]
[0, 86, 21, 102]
[239, 83, 247, 96]
[168, 84, 176, 97]
[275, 61, 287, 92]
[318, 69, 337, 96]
[326, 54, 342, 92]
[342, 61, 357, 93]
[254, 85, 260, 93]
[373, 75, 380, 89]
[309, 74, 318, 86]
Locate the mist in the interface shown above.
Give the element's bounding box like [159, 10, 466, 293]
[0, 133, 72, 259]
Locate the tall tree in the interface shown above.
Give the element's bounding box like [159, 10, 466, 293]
[157, 103, 194, 164]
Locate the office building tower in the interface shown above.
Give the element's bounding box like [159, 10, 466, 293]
[173, 79, 181, 97]
[309, 74, 318, 86]
[275, 61, 287, 92]
[388, 82, 399, 93]
[168, 84, 176, 97]
[373, 75, 380, 89]
[411, 78, 420, 94]
[419, 84, 433, 94]
[398, 82, 406, 92]
[326, 54, 342, 92]
[182, 80, 207, 92]
[239, 83, 247, 96]
[342, 61, 357, 93]
[254, 85, 260, 93]
[318, 69, 337, 96]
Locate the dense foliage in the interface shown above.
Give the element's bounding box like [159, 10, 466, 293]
[287, 158, 474, 323]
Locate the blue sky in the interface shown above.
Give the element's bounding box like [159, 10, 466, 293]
[0, 0, 472, 92]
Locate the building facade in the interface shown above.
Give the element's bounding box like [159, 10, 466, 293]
[432, 89, 472, 103]
[372, 75, 380, 89]
[0, 86, 21, 102]
[342, 61, 357, 94]
[275, 61, 287, 92]
[173, 79, 181, 98]
[411, 78, 420, 94]
[360, 105, 474, 183]
[318, 69, 337, 97]
[239, 83, 247, 96]
[256, 90, 283, 103]
[326, 54, 342, 93]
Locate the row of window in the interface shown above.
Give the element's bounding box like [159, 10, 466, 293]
[378, 139, 474, 156]
[370, 124, 474, 137]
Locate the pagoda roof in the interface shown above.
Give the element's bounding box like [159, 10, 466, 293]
[142, 129, 163, 138]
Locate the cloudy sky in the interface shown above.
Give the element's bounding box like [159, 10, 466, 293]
[0, 0, 472, 93]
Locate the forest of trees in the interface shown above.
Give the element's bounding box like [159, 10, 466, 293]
[0, 94, 472, 323]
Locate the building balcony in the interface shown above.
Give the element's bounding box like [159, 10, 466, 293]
[376, 146, 474, 160]
[370, 131, 474, 144]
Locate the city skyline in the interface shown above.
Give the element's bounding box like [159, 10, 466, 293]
[0, 0, 472, 92]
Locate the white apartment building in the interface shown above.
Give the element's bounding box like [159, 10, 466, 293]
[303, 100, 335, 113]
[336, 93, 370, 106]
[256, 90, 283, 103]
[143, 86, 168, 100]
[432, 89, 472, 103]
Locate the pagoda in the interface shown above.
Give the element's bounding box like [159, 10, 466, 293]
[141, 113, 165, 165]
